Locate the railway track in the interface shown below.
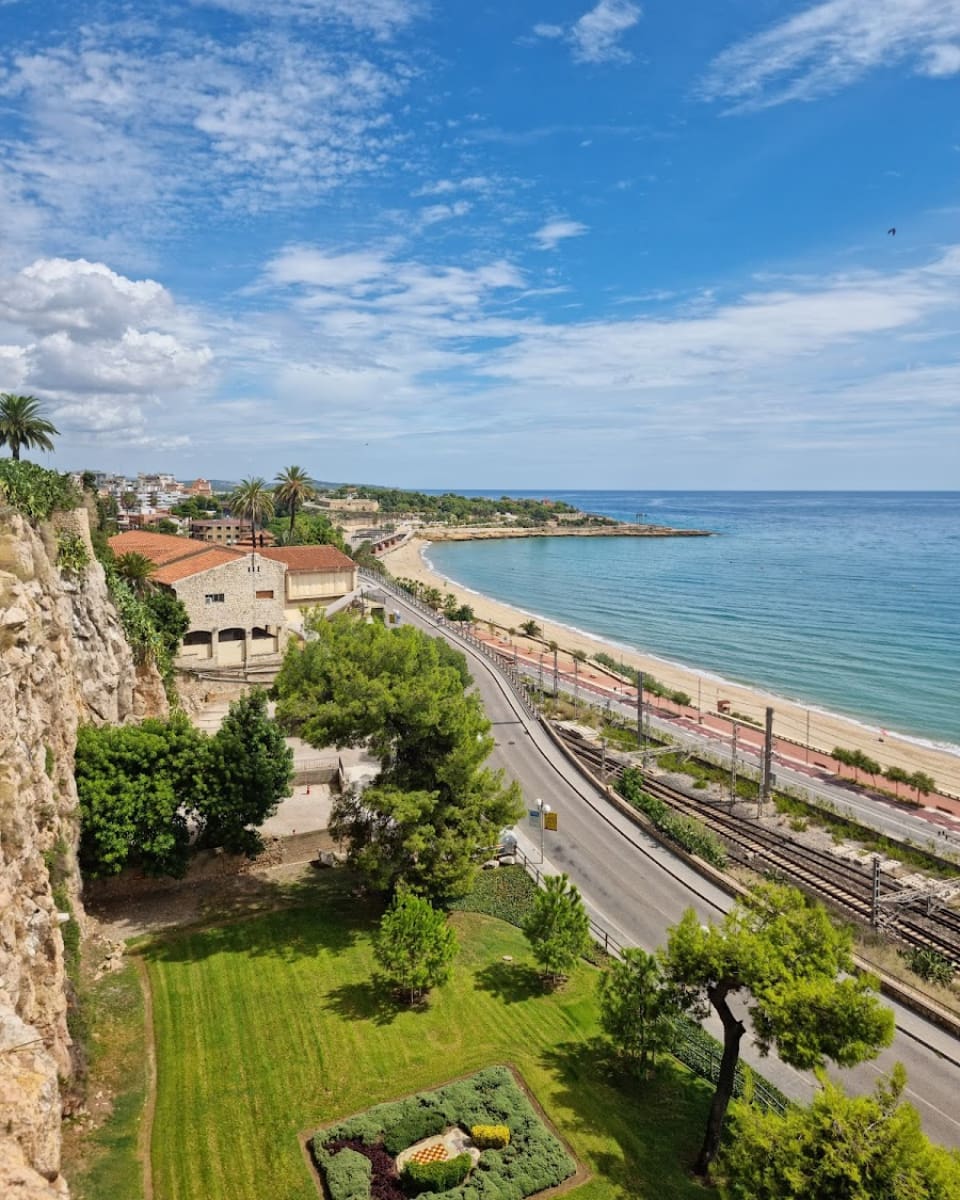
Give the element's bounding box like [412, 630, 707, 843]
[556, 726, 960, 970]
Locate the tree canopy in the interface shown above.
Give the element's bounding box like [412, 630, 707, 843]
[273, 615, 522, 900]
[0, 393, 59, 460]
[273, 465, 317, 534]
[229, 477, 274, 541]
[522, 873, 591, 985]
[719, 1064, 960, 1200]
[76, 692, 293, 877]
[598, 947, 679, 1076]
[661, 882, 894, 1176]
[374, 888, 458, 1004]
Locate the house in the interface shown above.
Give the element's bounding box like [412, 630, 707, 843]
[259, 545, 357, 623]
[190, 518, 276, 547]
[108, 532, 357, 668]
[110, 531, 286, 667]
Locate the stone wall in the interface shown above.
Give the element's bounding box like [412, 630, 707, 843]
[172, 552, 287, 652]
[0, 506, 166, 1197]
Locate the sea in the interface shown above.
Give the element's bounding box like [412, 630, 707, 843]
[423, 492, 960, 753]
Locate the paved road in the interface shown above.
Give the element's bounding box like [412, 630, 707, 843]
[381, 585, 960, 1147]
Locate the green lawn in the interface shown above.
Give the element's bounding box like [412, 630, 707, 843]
[142, 875, 716, 1200]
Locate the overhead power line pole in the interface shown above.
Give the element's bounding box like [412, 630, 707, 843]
[760, 706, 774, 813]
[730, 721, 738, 809]
[637, 671, 645, 769]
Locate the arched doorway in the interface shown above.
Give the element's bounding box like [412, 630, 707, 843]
[181, 630, 213, 660]
[216, 627, 246, 666]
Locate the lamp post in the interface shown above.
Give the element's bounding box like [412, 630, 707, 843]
[536, 797, 552, 864]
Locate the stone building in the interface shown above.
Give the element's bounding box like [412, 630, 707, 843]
[260, 545, 357, 625]
[109, 532, 357, 667]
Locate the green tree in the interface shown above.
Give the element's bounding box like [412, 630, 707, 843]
[883, 765, 911, 798]
[120, 490, 138, 512]
[274, 465, 317, 534]
[519, 619, 541, 638]
[374, 887, 458, 1004]
[268, 511, 347, 552]
[0, 393, 59, 460]
[200, 689, 294, 853]
[155, 517, 179, 534]
[910, 771, 936, 802]
[661, 883, 894, 1177]
[143, 588, 190, 663]
[522, 873, 591, 986]
[80, 470, 97, 492]
[229, 476, 275, 547]
[75, 714, 208, 878]
[274, 617, 521, 900]
[598, 948, 679, 1077]
[718, 1064, 960, 1200]
[113, 551, 156, 596]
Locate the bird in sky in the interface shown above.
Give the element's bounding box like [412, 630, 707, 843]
[888, 227, 896, 236]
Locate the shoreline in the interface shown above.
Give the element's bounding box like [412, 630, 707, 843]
[418, 523, 713, 540]
[381, 536, 960, 799]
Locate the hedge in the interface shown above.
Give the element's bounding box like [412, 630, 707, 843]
[470, 1125, 510, 1150]
[449, 868, 538, 928]
[402, 1152, 472, 1194]
[326, 1148, 372, 1200]
[312, 1068, 575, 1200]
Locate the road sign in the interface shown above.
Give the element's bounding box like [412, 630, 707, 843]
[544, 811, 558, 831]
[528, 809, 541, 827]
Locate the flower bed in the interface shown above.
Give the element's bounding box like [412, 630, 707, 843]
[310, 1066, 576, 1200]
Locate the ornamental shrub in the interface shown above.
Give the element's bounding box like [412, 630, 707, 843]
[401, 1151, 472, 1194]
[383, 1109, 447, 1156]
[325, 1148, 372, 1200]
[470, 1125, 510, 1150]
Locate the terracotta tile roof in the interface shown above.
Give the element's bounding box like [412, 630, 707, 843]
[108, 531, 246, 582]
[153, 547, 248, 585]
[260, 545, 355, 572]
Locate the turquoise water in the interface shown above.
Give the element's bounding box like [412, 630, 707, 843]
[425, 492, 960, 750]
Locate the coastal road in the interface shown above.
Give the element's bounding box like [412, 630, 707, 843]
[381, 584, 960, 1148]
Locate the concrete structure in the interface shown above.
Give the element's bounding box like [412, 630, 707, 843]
[187, 478, 213, 496]
[109, 532, 357, 668]
[260, 545, 357, 623]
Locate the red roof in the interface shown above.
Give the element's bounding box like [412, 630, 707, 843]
[260, 545, 355, 572]
[109, 531, 246, 583]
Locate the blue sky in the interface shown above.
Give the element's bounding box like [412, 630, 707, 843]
[1, 0, 958, 488]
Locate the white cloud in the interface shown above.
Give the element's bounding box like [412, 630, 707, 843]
[533, 219, 589, 250]
[531, 1, 640, 64]
[0, 26, 411, 253]
[414, 176, 494, 196]
[702, 0, 960, 109]
[0, 257, 213, 447]
[922, 42, 960, 76]
[193, 0, 422, 38]
[571, 0, 641, 64]
[419, 201, 471, 225]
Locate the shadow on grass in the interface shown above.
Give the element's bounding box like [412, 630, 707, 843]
[540, 1039, 715, 1197]
[138, 874, 382, 966]
[322, 977, 406, 1027]
[473, 960, 546, 1004]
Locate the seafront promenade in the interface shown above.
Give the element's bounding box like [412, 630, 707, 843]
[419, 521, 712, 540]
[380, 536, 960, 799]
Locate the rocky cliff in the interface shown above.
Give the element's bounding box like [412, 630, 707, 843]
[0, 507, 166, 1196]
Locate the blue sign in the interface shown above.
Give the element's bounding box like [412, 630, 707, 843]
[528, 809, 541, 827]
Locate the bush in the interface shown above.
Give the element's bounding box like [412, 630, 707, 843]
[383, 1109, 448, 1156]
[402, 1151, 472, 1194]
[326, 1148, 372, 1200]
[0, 460, 79, 521]
[470, 1125, 510, 1150]
[449, 867, 538, 927]
[901, 947, 954, 986]
[56, 530, 90, 575]
[618, 769, 727, 869]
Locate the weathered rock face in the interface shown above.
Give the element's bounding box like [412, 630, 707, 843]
[0, 507, 166, 1196]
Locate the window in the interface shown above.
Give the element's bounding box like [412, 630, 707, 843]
[256, 589, 274, 599]
[204, 593, 225, 604]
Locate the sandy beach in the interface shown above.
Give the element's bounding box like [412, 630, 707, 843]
[382, 537, 960, 800]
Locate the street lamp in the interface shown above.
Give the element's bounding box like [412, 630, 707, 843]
[536, 797, 552, 864]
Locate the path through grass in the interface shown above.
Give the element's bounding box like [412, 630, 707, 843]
[142, 875, 715, 1200]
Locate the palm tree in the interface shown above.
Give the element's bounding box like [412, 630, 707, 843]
[0, 394, 59, 460]
[229, 477, 275, 549]
[114, 552, 156, 596]
[273, 465, 317, 536]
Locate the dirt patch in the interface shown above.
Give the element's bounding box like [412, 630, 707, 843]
[86, 832, 339, 941]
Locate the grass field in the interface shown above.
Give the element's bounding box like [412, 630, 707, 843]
[61, 962, 147, 1200]
[142, 874, 716, 1200]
